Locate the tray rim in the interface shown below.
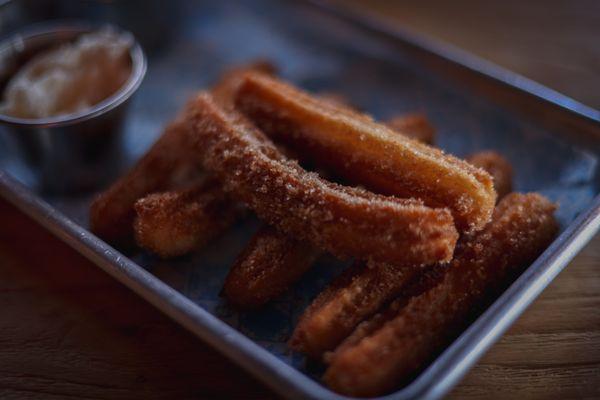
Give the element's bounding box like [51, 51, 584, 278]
[306, 0, 600, 126]
[2, 172, 599, 400]
[2, 2, 600, 398]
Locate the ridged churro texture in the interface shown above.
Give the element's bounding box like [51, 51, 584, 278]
[318, 93, 436, 144]
[133, 177, 243, 258]
[223, 225, 321, 308]
[467, 151, 513, 201]
[185, 93, 458, 266]
[222, 105, 437, 309]
[289, 260, 424, 359]
[324, 193, 558, 397]
[290, 149, 514, 358]
[235, 72, 496, 232]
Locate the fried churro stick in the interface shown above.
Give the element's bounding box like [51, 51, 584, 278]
[386, 113, 436, 145]
[222, 225, 321, 308]
[186, 93, 458, 266]
[327, 266, 447, 358]
[288, 148, 510, 354]
[324, 193, 558, 397]
[223, 108, 439, 308]
[235, 73, 496, 232]
[89, 61, 275, 246]
[467, 151, 513, 200]
[320, 91, 436, 144]
[227, 86, 336, 308]
[319, 93, 436, 145]
[133, 177, 244, 258]
[289, 260, 423, 359]
[289, 147, 515, 353]
[89, 116, 196, 246]
[287, 114, 438, 354]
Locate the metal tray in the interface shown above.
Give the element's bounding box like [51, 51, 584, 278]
[1, 1, 599, 398]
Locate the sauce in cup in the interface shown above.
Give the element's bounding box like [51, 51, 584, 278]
[0, 28, 133, 120]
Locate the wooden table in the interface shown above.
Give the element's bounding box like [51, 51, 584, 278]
[340, 0, 600, 110]
[0, 198, 272, 399]
[1, 2, 599, 399]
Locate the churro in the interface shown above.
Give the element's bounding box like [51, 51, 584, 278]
[89, 115, 196, 246]
[386, 113, 435, 145]
[319, 94, 436, 144]
[223, 225, 321, 308]
[185, 93, 458, 266]
[467, 151, 513, 200]
[291, 136, 489, 357]
[222, 110, 437, 308]
[133, 177, 244, 258]
[290, 260, 424, 359]
[90, 61, 274, 246]
[235, 72, 496, 232]
[324, 193, 558, 397]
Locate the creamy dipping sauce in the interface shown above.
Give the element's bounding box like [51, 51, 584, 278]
[0, 28, 133, 119]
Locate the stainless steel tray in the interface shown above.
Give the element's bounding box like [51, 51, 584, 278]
[1, 1, 599, 399]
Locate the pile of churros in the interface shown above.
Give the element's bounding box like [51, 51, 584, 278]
[90, 61, 558, 397]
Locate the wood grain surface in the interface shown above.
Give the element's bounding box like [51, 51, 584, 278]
[0, 198, 273, 400]
[340, 0, 600, 110]
[1, 1, 599, 399]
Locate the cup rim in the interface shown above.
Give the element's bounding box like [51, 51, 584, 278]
[0, 21, 147, 128]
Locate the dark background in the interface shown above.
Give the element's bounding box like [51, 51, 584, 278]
[338, 0, 600, 109]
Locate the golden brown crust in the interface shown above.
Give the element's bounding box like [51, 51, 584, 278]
[467, 151, 513, 201]
[223, 225, 321, 308]
[221, 90, 347, 308]
[386, 113, 436, 145]
[186, 93, 459, 267]
[89, 61, 275, 246]
[133, 177, 244, 258]
[289, 260, 424, 359]
[324, 193, 558, 397]
[318, 94, 436, 145]
[223, 104, 438, 309]
[235, 72, 496, 232]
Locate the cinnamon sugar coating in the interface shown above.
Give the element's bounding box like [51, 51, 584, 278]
[235, 72, 496, 233]
[289, 260, 424, 359]
[223, 109, 438, 309]
[223, 225, 321, 308]
[319, 93, 435, 144]
[89, 61, 274, 246]
[291, 131, 493, 357]
[324, 193, 558, 397]
[185, 93, 458, 267]
[133, 177, 244, 258]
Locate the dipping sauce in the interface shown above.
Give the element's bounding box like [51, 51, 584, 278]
[0, 28, 133, 119]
